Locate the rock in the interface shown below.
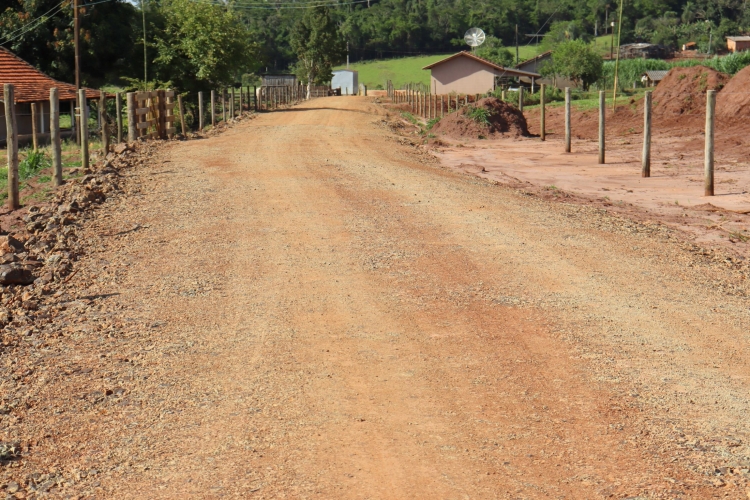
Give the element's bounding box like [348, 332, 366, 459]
[0, 235, 24, 254]
[114, 143, 132, 155]
[6, 481, 19, 494]
[0, 265, 35, 286]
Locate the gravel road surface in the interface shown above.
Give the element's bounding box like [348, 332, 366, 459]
[3, 97, 750, 499]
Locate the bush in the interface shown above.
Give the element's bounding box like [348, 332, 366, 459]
[466, 105, 491, 125]
[19, 150, 51, 180]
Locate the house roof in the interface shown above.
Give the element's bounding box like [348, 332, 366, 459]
[515, 50, 553, 69]
[643, 70, 669, 81]
[727, 36, 750, 42]
[423, 51, 541, 78]
[0, 47, 99, 103]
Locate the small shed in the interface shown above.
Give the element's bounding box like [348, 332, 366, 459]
[641, 70, 669, 87]
[261, 74, 297, 87]
[515, 51, 575, 90]
[0, 47, 99, 145]
[331, 70, 358, 95]
[727, 36, 750, 53]
[423, 52, 540, 95]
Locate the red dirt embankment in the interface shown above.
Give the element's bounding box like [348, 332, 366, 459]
[652, 65, 729, 116]
[716, 64, 750, 120]
[430, 97, 529, 140]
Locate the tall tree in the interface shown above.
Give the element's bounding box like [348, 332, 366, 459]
[290, 7, 345, 98]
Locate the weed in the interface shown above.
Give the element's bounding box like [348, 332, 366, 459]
[401, 112, 418, 125]
[425, 117, 441, 130]
[546, 185, 558, 190]
[19, 150, 51, 180]
[466, 105, 491, 125]
[678, 74, 687, 80]
[729, 231, 749, 242]
[478, 135, 486, 139]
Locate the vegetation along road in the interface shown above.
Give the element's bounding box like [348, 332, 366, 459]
[4, 97, 750, 498]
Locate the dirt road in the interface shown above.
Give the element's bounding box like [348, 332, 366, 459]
[3, 97, 750, 498]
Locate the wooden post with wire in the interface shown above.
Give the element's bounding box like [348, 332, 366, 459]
[178, 94, 186, 136]
[211, 90, 216, 126]
[704, 89, 716, 196]
[4, 84, 19, 210]
[518, 87, 524, 112]
[31, 103, 38, 151]
[599, 90, 607, 164]
[50, 88, 62, 186]
[642, 90, 652, 177]
[198, 92, 204, 131]
[564, 87, 571, 153]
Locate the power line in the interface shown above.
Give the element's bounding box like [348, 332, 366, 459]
[191, 0, 371, 9]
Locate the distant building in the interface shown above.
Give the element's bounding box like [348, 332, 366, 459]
[726, 36, 750, 53]
[619, 43, 673, 59]
[0, 47, 98, 145]
[641, 70, 669, 87]
[331, 70, 358, 95]
[422, 52, 540, 94]
[514, 51, 575, 90]
[261, 74, 297, 87]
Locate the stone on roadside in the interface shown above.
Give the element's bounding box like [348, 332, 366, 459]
[0, 235, 24, 254]
[0, 264, 35, 285]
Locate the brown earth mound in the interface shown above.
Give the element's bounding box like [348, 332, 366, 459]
[431, 97, 529, 140]
[653, 66, 729, 116]
[716, 64, 750, 120]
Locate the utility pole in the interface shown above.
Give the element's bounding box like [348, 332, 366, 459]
[74, 0, 80, 144]
[515, 24, 519, 65]
[346, 41, 349, 69]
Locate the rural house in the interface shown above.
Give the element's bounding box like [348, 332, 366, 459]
[422, 52, 540, 95]
[514, 51, 575, 90]
[726, 36, 750, 53]
[0, 47, 98, 145]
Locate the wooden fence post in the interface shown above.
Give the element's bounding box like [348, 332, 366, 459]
[239, 87, 243, 114]
[441, 95, 444, 117]
[231, 87, 236, 119]
[198, 92, 204, 131]
[222, 89, 227, 122]
[178, 94, 186, 136]
[599, 90, 606, 164]
[518, 87, 524, 112]
[253, 86, 257, 111]
[705, 89, 716, 196]
[642, 90, 652, 177]
[540, 83, 546, 141]
[4, 84, 19, 210]
[564, 87, 571, 153]
[501, 90, 506, 102]
[127, 92, 136, 142]
[50, 88, 62, 186]
[31, 103, 38, 151]
[100, 91, 109, 153]
[79, 89, 89, 171]
[116, 93, 123, 143]
[211, 90, 217, 125]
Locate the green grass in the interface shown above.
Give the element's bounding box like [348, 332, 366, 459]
[335, 46, 540, 89]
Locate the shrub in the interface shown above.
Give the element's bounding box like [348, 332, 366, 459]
[19, 150, 51, 180]
[465, 105, 491, 125]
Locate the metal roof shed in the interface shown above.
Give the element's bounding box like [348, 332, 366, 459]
[641, 70, 669, 87]
[423, 52, 540, 95]
[332, 70, 358, 95]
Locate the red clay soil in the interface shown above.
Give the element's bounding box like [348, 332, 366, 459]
[652, 65, 729, 116]
[716, 64, 750, 120]
[431, 97, 529, 140]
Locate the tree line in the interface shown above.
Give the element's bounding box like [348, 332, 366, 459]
[0, 0, 748, 92]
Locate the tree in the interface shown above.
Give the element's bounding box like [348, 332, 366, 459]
[475, 36, 515, 67]
[290, 7, 345, 99]
[152, 0, 259, 92]
[543, 39, 603, 89]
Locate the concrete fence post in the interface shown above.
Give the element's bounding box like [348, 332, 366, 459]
[564, 87, 571, 153]
[540, 83, 546, 141]
[598, 91, 606, 164]
[642, 91, 652, 177]
[705, 89, 716, 196]
[127, 92, 137, 142]
[4, 84, 19, 210]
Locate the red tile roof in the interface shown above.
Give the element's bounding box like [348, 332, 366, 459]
[0, 47, 99, 103]
[422, 51, 541, 78]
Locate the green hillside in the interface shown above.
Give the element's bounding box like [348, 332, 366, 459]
[336, 46, 542, 89]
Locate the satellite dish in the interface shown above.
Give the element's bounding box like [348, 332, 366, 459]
[464, 28, 486, 51]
